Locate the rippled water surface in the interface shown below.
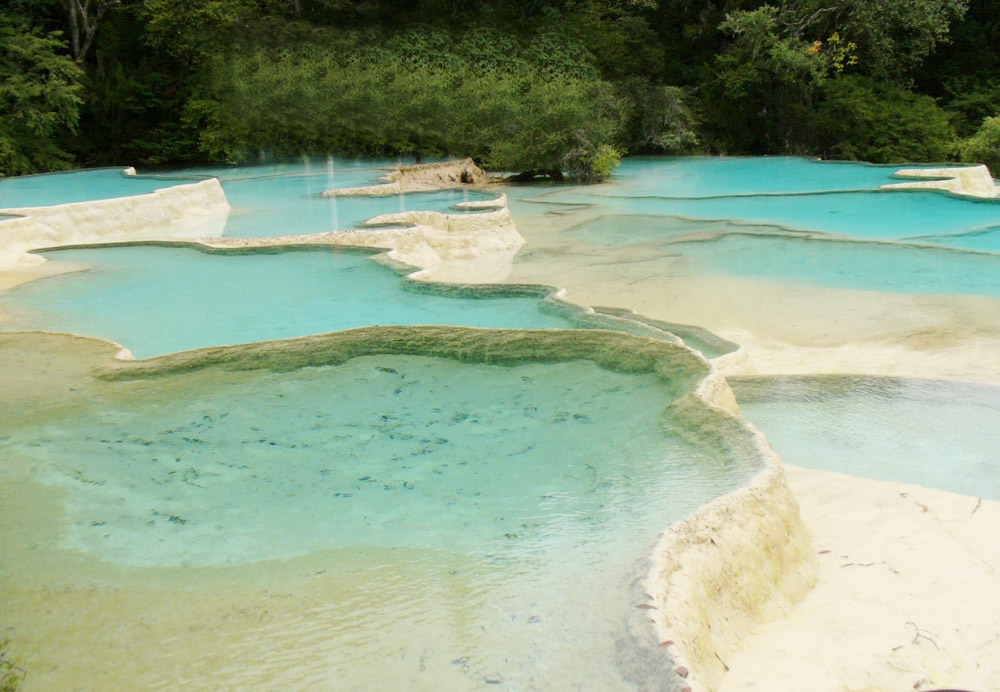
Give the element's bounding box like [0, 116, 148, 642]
[733, 376, 1000, 499]
[1, 354, 755, 690]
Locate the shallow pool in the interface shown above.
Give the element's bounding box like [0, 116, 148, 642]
[589, 156, 960, 197]
[732, 376, 1000, 499]
[0, 168, 178, 208]
[0, 245, 578, 357]
[673, 234, 1000, 297]
[217, 177, 489, 238]
[1, 343, 754, 690]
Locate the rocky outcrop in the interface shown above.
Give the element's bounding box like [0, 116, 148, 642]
[882, 165, 999, 198]
[321, 158, 490, 197]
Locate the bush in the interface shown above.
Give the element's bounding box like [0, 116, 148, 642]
[191, 37, 623, 178]
[562, 130, 622, 182]
[812, 76, 957, 162]
[961, 115, 1000, 176]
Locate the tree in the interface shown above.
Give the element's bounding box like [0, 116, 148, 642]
[0, 16, 84, 176]
[780, 0, 969, 81]
[59, 0, 120, 62]
[703, 6, 827, 153]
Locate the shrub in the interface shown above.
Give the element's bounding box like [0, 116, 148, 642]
[812, 76, 957, 162]
[961, 115, 1000, 176]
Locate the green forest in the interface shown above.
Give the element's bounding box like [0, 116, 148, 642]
[2, 0, 998, 179]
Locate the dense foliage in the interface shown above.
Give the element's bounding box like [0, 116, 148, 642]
[1, 0, 997, 179]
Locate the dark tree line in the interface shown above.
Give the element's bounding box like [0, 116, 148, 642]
[2, 0, 998, 178]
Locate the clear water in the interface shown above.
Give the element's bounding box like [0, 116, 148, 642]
[564, 214, 785, 246]
[552, 190, 1000, 247]
[217, 176, 489, 238]
[732, 376, 1000, 500]
[140, 156, 402, 182]
[0, 159, 494, 238]
[0, 245, 576, 357]
[3, 155, 998, 689]
[0, 168, 177, 208]
[135, 157, 494, 238]
[519, 157, 1000, 252]
[2, 354, 756, 689]
[589, 156, 961, 197]
[673, 234, 1000, 297]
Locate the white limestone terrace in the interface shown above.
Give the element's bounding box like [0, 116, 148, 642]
[0, 178, 229, 270]
[882, 164, 999, 198]
[0, 160, 828, 692]
[0, 163, 518, 282]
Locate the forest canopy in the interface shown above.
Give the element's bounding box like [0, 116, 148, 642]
[1, 0, 997, 179]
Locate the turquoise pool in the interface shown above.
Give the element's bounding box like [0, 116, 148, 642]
[0, 159, 492, 239]
[525, 158, 1000, 252]
[143, 158, 493, 238]
[1, 341, 755, 689]
[0, 168, 177, 208]
[733, 376, 1000, 500]
[0, 245, 578, 357]
[673, 234, 1000, 297]
[588, 156, 962, 197]
[2, 155, 998, 691]
[216, 177, 489, 238]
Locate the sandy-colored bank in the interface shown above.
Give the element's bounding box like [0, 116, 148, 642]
[719, 465, 1000, 692]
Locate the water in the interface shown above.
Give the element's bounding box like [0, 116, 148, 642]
[511, 157, 1000, 297]
[550, 190, 1000, 247]
[0, 168, 177, 208]
[732, 376, 1000, 499]
[3, 155, 998, 689]
[584, 156, 962, 197]
[0, 245, 576, 357]
[1, 353, 755, 690]
[673, 234, 1000, 297]
[142, 156, 401, 182]
[141, 158, 494, 238]
[0, 159, 494, 238]
[521, 158, 1000, 251]
[217, 177, 489, 238]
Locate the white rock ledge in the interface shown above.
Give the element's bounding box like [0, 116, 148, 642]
[645, 391, 817, 692]
[0, 178, 230, 269]
[882, 165, 999, 198]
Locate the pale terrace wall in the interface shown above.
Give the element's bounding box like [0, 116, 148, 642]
[199, 205, 526, 283]
[645, 390, 818, 692]
[0, 179, 230, 269]
[321, 158, 491, 197]
[882, 165, 1000, 198]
